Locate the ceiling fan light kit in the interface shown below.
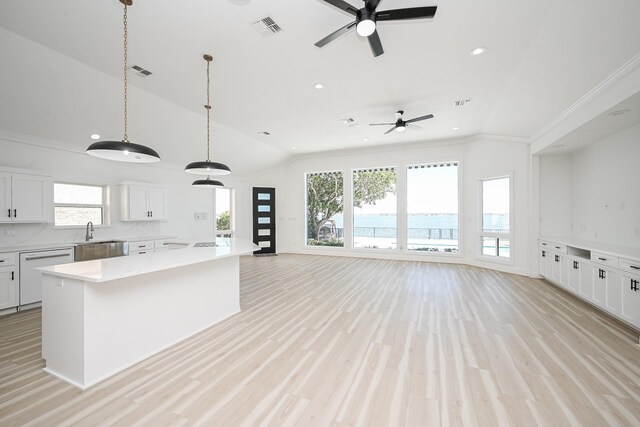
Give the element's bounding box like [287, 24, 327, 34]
[86, 0, 161, 163]
[315, 0, 437, 57]
[185, 54, 231, 185]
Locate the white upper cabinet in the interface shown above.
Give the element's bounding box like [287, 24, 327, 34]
[0, 170, 52, 224]
[119, 183, 167, 222]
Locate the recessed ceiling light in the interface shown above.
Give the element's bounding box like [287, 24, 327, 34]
[90, 134, 101, 140]
[291, 146, 296, 150]
[363, 138, 369, 141]
[608, 109, 630, 116]
[471, 46, 486, 56]
[452, 127, 459, 130]
[314, 83, 324, 89]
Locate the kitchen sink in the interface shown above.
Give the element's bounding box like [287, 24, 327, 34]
[75, 240, 129, 262]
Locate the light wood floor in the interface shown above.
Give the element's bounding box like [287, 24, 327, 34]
[1, 254, 639, 426]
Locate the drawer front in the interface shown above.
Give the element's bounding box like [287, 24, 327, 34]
[619, 257, 640, 275]
[548, 243, 567, 254]
[129, 241, 154, 251]
[591, 251, 619, 268]
[154, 240, 172, 250]
[539, 240, 552, 249]
[129, 250, 152, 256]
[0, 253, 17, 266]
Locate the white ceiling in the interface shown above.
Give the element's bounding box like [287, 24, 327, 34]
[1, 0, 640, 171]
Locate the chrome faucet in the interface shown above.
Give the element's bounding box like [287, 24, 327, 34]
[86, 221, 94, 242]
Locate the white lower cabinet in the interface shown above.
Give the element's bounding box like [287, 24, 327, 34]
[620, 272, 640, 327]
[551, 253, 568, 288]
[0, 253, 19, 310]
[539, 239, 639, 330]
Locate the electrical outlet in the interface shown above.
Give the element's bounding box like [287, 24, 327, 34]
[194, 212, 207, 220]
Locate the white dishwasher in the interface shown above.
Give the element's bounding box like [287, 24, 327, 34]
[19, 248, 74, 306]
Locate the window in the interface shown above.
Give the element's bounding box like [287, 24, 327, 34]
[54, 183, 106, 226]
[353, 167, 397, 249]
[305, 171, 344, 247]
[215, 188, 233, 237]
[407, 162, 459, 253]
[480, 176, 511, 258]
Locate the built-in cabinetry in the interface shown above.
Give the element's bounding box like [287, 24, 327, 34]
[539, 238, 640, 331]
[0, 170, 52, 223]
[0, 253, 19, 310]
[119, 183, 167, 221]
[128, 239, 176, 256]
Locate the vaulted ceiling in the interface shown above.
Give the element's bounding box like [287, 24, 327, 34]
[1, 0, 639, 173]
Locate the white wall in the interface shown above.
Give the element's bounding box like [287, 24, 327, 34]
[538, 123, 640, 249]
[538, 152, 573, 237]
[0, 135, 243, 248]
[241, 137, 532, 276]
[572, 124, 640, 247]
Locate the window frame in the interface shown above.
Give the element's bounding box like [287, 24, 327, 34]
[405, 161, 462, 255]
[215, 187, 235, 238]
[351, 165, 398, 251]
[53, 182, 110, 228]
[304, 170, 345, 249]
[478, 174, 513, 264]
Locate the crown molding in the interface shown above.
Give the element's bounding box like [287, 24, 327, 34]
[529, 50, 640, 153]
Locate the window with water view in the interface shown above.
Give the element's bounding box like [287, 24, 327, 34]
[407, 162, 459, 252]
[306, 171, 344, 247]
[481, 176, 511, 258]
[352, 167, 397, 250]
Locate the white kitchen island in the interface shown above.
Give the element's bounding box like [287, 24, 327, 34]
[38, 239, 258, 389]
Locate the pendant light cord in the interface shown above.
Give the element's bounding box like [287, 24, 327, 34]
[205, 57, 212, 161]
[123, 3, 129, 143]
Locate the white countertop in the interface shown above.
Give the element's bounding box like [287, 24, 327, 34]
[38, 238, 258, 283]
[0, 235, 177, 254]
[540, 236, 640, 261]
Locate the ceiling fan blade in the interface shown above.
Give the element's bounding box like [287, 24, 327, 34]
[314, 21, 357, 48]
[408, 123, 422, 130]
[369, 123, 395, 126]
[365, 0, 383, 12]
[367, 30, 384, 57]
[384, 126, 397, 135]
[376, 6, 438, 21]
[321, 0, 359, 16]
[405, 114, 434, 124]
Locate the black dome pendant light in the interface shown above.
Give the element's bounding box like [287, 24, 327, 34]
[86, 0, 160, 163]
[185, 55, 231, 182]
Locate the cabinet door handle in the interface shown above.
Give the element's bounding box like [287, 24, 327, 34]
[0, 260, 4, 263]
[573, 261, 579, 269]
[542, 251, 546, 257]
[150, 211, 153, 218]
[13, 209, 16, 218]
[630, 265, 640, 270]
[555, 246, 561, 249]
[7, 209, 10, 218]
[598, 257, 607, 261]
[11, 271, 14, 280]
[555, 255, 559, 262]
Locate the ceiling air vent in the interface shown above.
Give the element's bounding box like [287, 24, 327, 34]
[454, 99, 471, 107]
[251, 16, 283, 37]
[130, 65, 152, 77]
[341, 117, 358, 127]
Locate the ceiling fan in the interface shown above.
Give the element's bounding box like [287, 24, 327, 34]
[370, 110, 434, 134]
[314, 0, 437, 57]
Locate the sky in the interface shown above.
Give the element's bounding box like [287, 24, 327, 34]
[357, 165, 459, 215]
